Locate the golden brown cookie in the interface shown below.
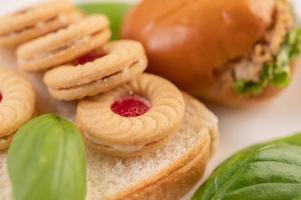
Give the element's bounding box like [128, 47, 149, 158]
[0, 0, 83, 48]
[0, 68, 36, 150]
[76, 73, 185, 157]
[17, 15, 111, 72]
[44, 40, 147, 100]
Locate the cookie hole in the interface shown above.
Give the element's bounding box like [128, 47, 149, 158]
[72, 50, 108, 66]
[111, 95, 151, 118]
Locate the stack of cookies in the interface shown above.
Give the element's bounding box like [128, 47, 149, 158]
[0, 0, 219, 159]
[2, 1, 147, 101]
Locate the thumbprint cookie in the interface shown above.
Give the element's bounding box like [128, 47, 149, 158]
[76, 73, 185, 157]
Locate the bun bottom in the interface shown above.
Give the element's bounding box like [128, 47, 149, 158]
[200, 62, 297, 108]
[203, 84, 284, 108]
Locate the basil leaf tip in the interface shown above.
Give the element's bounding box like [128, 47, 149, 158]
[192, 132, 301, 200]
[7, 114, 86, 200]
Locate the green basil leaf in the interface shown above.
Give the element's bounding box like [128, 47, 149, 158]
[78, 2, 133, 40]
[7, 114, 86, 200]
[192, 132, 301, 200]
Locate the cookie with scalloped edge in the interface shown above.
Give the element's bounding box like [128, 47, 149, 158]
[44, 40, 147, 100]
[76, 73, 185, 157]
[17, 15, 111, 72]
[0, 0, 83, 48]
[0, 68, 35, 150]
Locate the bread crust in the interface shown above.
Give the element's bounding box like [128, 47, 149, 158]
[120, 139, 210, 200]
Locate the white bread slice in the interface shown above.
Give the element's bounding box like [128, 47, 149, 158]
[86, 93, 218, 200]
[0, 93, 218, 200]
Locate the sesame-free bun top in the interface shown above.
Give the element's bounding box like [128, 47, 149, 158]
[122, 0, 278, 107]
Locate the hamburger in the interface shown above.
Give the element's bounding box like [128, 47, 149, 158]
[122, 0, 301, 107]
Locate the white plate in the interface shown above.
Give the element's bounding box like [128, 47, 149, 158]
[0, 1, 300, 200]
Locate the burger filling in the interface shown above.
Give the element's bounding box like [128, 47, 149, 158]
[230, 0, 301, 96]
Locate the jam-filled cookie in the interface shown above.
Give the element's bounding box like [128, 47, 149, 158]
[0, 68, 35, 150]
[17, 15, 111, 72]
[43, 40, 147, 100]
[76, 73, 185, 157]
[0, 0, 83, 48]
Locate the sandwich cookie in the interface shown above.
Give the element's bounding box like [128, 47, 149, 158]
[76, 73, 185, 157]
[17, 15, 111, 72]
[0, 68, 35, 150]
[0, 0, 83, 48]
[44, 40, 148, 100]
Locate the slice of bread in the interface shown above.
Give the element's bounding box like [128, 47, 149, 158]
[0, 93, 218, 200]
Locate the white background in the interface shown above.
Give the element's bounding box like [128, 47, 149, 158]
[0, 1, 301, 200]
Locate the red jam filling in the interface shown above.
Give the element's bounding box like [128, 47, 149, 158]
[72, 51, 107, 66]
[111, 96, 150, 118]
[0, 93, 2, 103]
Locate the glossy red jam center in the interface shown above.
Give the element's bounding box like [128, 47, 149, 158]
[72, 51, 107, 66]
[111, 96, 150, 117]
[0, 93, 2, 103]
